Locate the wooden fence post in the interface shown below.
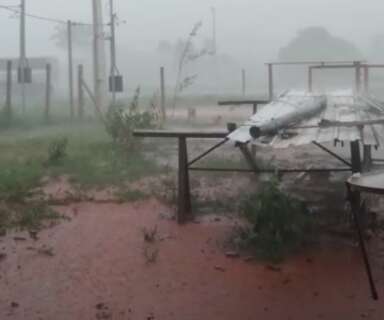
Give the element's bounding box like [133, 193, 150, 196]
[44, 63, 52, 123]
[160, 67, 166, 123]
[242, 69, 246, 96]
[78, 64, 85, 119]
[4, 60, 12, 121]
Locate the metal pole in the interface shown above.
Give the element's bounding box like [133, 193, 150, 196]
[160, 66, 166, 122]
[19, 0, 26, 114]
[67, 20, 75, 120]
[5, 60, 12, 121]
[109, 0, 117, 106]
[78, 64, 85, 119]
[92, 0, 103, 116]
[44, 63, 51, 123]
[242, 69, 246, 96]
[268, 63, 274, 101]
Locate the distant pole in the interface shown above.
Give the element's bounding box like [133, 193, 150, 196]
[92, 0, 103, 115]
[308, 67, 313, 93]
[109, 0, 117, 106]
[67, 20, 75, 120]
[78, 64, 85, 119]
[364, 65, 369, 93]
[44, 63, 52, 123]
[5, 60, 12, 121]
[241, 69, 246, 96]
[160, 66, 166, 122]
[268, 63, 274, 100]
[19, 0, 26, 114]
[211, 6, 217, 55]
[355, 61, 362, 93]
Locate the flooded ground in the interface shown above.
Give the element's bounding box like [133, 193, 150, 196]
[0, 198, 383, 320]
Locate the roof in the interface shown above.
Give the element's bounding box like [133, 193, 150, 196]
[228, 90, 384, 148]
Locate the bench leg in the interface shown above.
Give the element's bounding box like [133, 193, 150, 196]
[347, 184, 378, 300]
[177, 137, 191, 224]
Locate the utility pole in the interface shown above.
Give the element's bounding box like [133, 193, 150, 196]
[92, 0, 104, 115]
[19, 0, 26, 114]
[211, 6, 217, 55]
[67, 20, 75, 120]
[109, 0, 117, 106]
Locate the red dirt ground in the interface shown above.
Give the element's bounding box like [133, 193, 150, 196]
[0, 198, 383, 320]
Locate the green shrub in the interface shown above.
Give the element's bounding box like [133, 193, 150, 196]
[46, 137, 68, 165]
[240, 178, 312, 262]
[105, 87, 156, 147]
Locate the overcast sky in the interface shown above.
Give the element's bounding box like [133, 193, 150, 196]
[0, 0, 383, 60]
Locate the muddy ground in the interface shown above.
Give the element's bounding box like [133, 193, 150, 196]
[2, 104, 384, 319]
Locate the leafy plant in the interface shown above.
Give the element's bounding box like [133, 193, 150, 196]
[172, 21, 209, 113]
[46, 137, 68, 165]
[239, 178, 312, 262]
[105, 87, 156, 147]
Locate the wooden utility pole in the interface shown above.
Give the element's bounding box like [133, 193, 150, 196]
[92, 0, 105, 115]
[241, 69, 246, 96]
[78, 64, 85, 119]
[5, 60, 12, 121]
[67, 20, 75, 120]
[109, 0, 117, 105]
[44, 64, 52, 123]
[160, 66, 166, 122]
[19, 0, 26, 114]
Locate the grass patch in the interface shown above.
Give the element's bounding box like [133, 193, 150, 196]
[236, 178, 314, 263]
[115, 189, 149, 202]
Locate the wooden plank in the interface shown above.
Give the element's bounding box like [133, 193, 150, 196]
[218, 100, 269, 106]
[133, 130, 228, 139]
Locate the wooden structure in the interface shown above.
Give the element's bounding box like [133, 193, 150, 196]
[134, 128, 358, 224]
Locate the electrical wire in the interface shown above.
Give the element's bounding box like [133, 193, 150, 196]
[0, 4, 100, 26]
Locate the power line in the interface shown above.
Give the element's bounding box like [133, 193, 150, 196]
[0, 4, 96, 26]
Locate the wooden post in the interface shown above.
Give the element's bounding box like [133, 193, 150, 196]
[363, 145, 372, 172]
[78, 64, 85, 119]
[308, 67, 313, 93]
[268, 63, 274, 101]
[44, 63, 51, 123]
[241, 69, 246, 96]
[177, 137, 191, 224]
[355, 62, 362, 93]
[350, 140, 362, 173]
[364, 66, 369, 93]
[160, 66, 166, 123]
[67, 20, 75, 120]
[4, 60, 12, 121]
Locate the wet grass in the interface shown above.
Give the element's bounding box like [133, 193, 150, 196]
[0, 120, 161, 235]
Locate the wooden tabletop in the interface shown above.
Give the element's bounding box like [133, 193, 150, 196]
[347, 171, 384, 195]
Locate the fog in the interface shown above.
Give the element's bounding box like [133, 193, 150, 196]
[1, 0, 384, 97]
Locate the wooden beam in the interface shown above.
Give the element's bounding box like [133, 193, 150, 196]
[133, 130, 228, 139]
[218, 100, 269, 106]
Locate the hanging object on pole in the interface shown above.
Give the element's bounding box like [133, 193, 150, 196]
[109, 72, 123, 92]
[17, 64, 32, 84]
[108, 0, 123, 96]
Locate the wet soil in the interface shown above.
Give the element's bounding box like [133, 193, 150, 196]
[0, 198, 383, 320]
